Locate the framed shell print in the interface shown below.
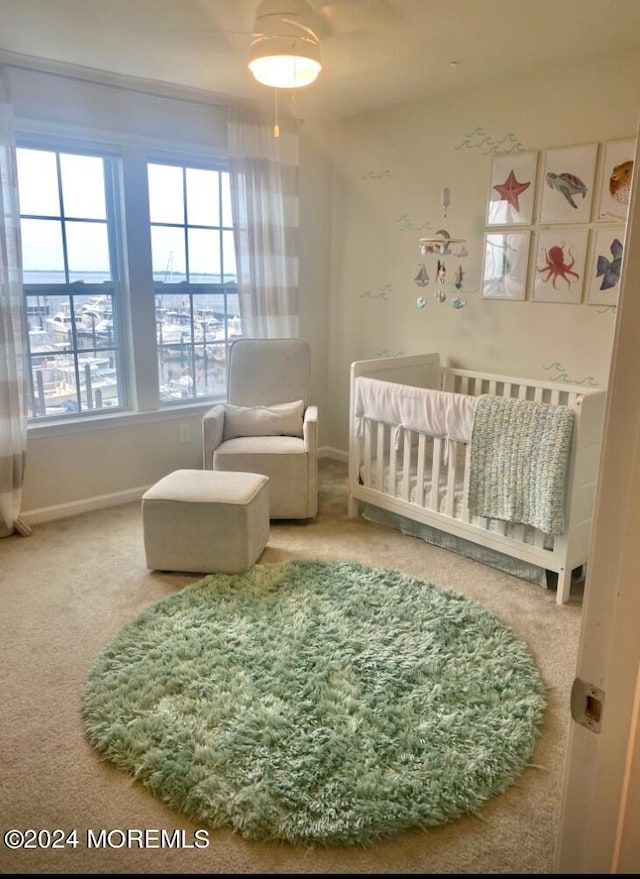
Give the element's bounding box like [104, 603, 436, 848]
[597, 138, 636, 222]
[532, 229, 588, 303]
[486, 152, 537, 226]
[586, 228, 625, 305]
[482, 231, 530, 299]
[539, 143, 597, 224]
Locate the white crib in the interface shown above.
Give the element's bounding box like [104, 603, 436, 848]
[348, 353, 606, 604]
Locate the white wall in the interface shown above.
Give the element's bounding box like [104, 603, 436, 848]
[13, 48, 640, 518]
[9, 63, 333, 520]
[325, 50, 640, 454]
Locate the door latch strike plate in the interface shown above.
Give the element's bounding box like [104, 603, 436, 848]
[571, 677, 604, 733]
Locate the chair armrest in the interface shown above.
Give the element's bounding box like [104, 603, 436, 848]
[202, 404, 226, 468]
[303, 404, 318, 453]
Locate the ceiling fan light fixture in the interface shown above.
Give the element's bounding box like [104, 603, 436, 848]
[248, 0, 322, 89]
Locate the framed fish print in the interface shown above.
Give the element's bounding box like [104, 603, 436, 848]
[486, 152, 537, 226]
[586, 228, 625, 305]
[481, 231, 530, 299]
[532, 229, 588, 304]
[596, 138, 636, 222]
[539, 143, 597, 224]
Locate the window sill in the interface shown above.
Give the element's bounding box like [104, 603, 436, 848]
[27, 400, 222, 439]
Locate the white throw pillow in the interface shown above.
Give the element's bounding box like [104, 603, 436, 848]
[223, 400, 305, 441]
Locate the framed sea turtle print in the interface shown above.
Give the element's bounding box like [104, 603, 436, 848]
[596, 138, 635, 223]
[586, 228, 625, 306]
[540, 143, 598, 224]
[532, 229, 588, 304]
[486, 152, 537, 226]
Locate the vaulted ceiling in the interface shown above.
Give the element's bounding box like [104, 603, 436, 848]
[1, 0, 639, 121]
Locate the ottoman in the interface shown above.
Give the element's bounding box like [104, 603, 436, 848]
[142, 469, 269, 574]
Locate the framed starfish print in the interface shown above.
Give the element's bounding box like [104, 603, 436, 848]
[486, 151, 537, 225]
[540, 143, 597, 224]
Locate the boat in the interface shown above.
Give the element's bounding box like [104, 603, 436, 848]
[45, 309, 87, 344]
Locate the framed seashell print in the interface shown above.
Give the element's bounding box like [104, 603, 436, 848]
[481, 231, 530, 299]
[596, 138, 636, 223]
[586, 228, 625, 306]
[540, 144, 598, 224]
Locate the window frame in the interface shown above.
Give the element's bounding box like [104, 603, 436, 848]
[16, 135, 238, 427]
[17, 137, 129, 422]
[146, 155, 239, 407]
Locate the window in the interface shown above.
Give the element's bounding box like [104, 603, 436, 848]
[16, 146, 239, 422]
[148, 161, 239, 403]
[17, 146, 123, 419]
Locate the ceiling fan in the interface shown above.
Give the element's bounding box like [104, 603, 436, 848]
[151, 0, 403, 47]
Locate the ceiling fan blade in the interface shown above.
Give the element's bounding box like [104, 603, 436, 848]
[315, 0, 402, 37]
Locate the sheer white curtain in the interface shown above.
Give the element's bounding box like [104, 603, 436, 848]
[227, 108, 300, 338]
[0, 70, 29, 538]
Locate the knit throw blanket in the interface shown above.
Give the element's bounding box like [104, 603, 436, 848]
[468, 395, 575, 535]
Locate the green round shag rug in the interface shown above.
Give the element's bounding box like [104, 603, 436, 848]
[82, 560, 546, 847]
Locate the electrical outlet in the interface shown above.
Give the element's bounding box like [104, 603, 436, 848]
[178, 423, 191, 444]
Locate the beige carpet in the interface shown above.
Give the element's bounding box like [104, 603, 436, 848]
[0, 459, 583, 874]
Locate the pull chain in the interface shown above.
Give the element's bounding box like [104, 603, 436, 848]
[274, 88, 280, 138]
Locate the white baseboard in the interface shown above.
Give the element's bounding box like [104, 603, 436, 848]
[22, 486, 151, 526]
[320, 445, 348, 462]
[23, 450, 349, 526]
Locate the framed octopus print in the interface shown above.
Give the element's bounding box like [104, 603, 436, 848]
[596, 138, 635, 222]
[486, 151, 537, 226]
[481, 231, 530, 299]
[539, 143, 598, 224]
[586, 228, 625, 306]
[532, 229, 588, 303]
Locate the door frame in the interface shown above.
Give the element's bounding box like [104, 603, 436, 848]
[556, 126, 640, 872]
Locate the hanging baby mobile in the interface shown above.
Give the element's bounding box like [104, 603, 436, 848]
[414, 187, 468, 310]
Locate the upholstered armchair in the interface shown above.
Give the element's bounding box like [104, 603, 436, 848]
[202, 338, 318, 519]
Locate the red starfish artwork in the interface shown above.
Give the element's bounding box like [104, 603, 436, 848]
[493, 170, 531, 211]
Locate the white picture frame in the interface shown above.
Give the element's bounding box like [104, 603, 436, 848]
[539, 143, 598, 224]
[532, 229, 588, 303]
[486, 152, 537, 226]
[596, 138, 636, 222]
[482, 231, 530, 299]
[586, 228, 625, 306]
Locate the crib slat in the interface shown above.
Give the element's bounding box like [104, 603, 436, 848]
[444, 440, 457, 516]
[493, 519, 507, 536]
[429, 437, 442, 510]
[461, 443, 472, 521]
[363, 420, 372, 485]
[388, 428, 398, 497]
[415, 433, 426, 507]
[532, 527, 546, 549]
[375, 422, 385, 491]
[401, 429, 412, 501]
